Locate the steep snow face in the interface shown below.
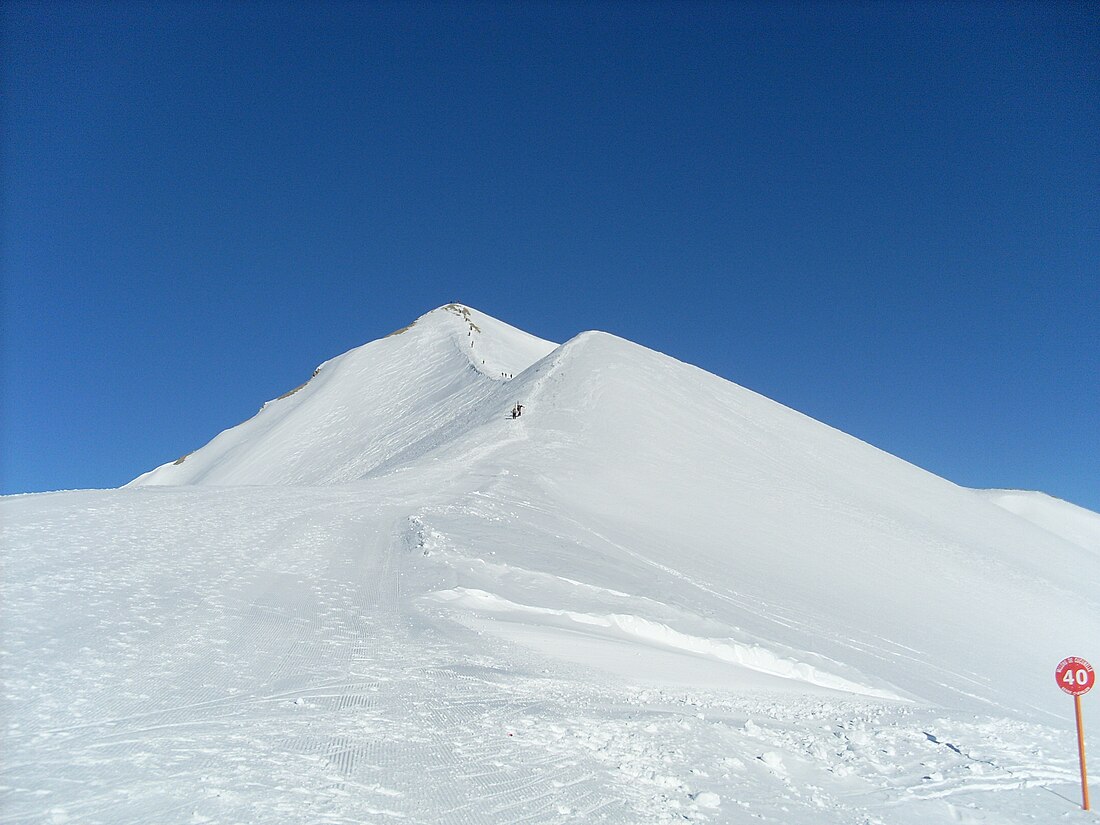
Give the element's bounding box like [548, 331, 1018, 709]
[129, 304, 557, 486]
[410, 330, 1099, 721]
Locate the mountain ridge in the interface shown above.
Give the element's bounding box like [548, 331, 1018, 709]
[121, 304, 1099, 720]
[128, 304, 557, 486]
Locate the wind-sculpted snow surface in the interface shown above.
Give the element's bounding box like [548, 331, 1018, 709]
[5, 304, 1099, 823]
[428, 587, 904, 700]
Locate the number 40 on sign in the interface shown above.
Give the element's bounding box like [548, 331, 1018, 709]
[1055, 656, 1094, 811]
[1058, 657, 1095, 694]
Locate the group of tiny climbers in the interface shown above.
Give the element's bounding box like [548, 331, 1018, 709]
[510, 403, 524, 419]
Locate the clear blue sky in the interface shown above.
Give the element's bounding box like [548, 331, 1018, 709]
[2, 1, 1097, 510]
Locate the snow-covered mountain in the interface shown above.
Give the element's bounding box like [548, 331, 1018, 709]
[4, 303, 1098, 824]
[129, 304, 558, 486]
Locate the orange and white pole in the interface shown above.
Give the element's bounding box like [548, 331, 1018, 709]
[1056, 657, 1094, 811]
[1075, 693, 1090, 811]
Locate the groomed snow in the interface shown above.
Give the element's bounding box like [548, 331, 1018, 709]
[4, 304, 1097, 824]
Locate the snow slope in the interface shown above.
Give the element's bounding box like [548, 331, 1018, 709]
[5, 304, 1098, 824]
[974, 488, 1100, 555]
[129, 303, 557, 486]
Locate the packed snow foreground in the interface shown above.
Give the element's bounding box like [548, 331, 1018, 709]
[4, 303, 1098, 824]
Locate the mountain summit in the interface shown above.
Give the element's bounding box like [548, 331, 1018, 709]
[127, 303, 1099, 716]
[6, 304, 1099, 823]
[129, 303, 557, 486]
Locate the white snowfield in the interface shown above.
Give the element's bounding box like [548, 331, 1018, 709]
[4, 303, 1098, 824]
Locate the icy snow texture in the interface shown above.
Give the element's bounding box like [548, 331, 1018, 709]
[4, 303, 1098, 824]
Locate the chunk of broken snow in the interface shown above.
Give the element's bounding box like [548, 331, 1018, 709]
[759, 751, 786, 773]
[693, 791, 721, 808]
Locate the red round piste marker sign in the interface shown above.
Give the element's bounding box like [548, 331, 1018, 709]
[1056, 657, 1095, 696]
